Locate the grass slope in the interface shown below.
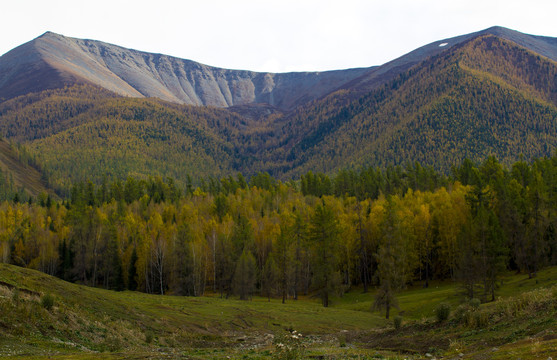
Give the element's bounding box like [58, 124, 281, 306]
[0, 139, 51, 197]
[0, 263, 387, 359]
[1, 263, 556, 359]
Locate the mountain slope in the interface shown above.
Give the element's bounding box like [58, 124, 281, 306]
[342, 26, 557, 96]
[1, 27, 556, 190]
[0, 139, 52, 199]
[4, 27, 554, 112]
[258, 33, 557, 177]
[0, 85, 249, 190]
[0, 32, 370, 111]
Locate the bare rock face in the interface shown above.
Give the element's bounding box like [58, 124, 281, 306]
[2, 27, 555, 111]
[0, 32, 369, 110]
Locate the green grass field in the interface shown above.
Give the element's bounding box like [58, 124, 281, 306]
[1, 263, 556, 359]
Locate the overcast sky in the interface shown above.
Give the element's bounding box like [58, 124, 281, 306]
[2, 0, 556, 73]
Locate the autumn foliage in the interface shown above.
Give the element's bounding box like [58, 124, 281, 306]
[1, 155, 556, 309]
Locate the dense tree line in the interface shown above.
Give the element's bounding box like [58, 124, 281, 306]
[300, 162, 447, 200]
[1, 156, 557, 316]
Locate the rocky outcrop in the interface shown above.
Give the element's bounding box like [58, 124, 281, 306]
[0, 32, 369, 110]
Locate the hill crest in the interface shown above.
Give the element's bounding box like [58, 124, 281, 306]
[3, 26, 556, 112]
[0, 31, 370, 110]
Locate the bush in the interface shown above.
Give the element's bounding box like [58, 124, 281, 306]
[435, 303, 451, 322]
[453, 304, 469, 324]
[101, 336, 122, 352]
[145, 331, 154, 344]
[11, 288, 20, 305]
[469, 298, 481, 310]
[338, 334, 347, 347]
[41, 293, 55, 311]
[393, 315, 403, 330]
[473, 311, 489, 328]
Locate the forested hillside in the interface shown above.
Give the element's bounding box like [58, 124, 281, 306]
[0, 85, 258, 193]
[260, 35, 557, 177]
[0, 138, 53, 201]
[0, 31, 556, 191]
[1, 155, 556, 312]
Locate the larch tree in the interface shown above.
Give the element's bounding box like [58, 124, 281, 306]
[309, 201, 341, 307]
[261, 255, 279, 301]
[233, 249, 257, 300]
[373, 197, 410, 319]
[525, 170, 549, 277]
[274, 223, 293, 303]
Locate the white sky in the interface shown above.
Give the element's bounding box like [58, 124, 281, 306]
[2, 0, 556, 73]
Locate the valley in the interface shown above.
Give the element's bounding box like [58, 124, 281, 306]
[0, 26, 556, 359]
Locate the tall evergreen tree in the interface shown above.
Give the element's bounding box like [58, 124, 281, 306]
[128, 247, 138, 291]
[373, 198, 409, 319]
[309, 202, 340, 307]
[233, 250, 257, 300]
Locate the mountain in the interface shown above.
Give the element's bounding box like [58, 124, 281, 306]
[0, 26, 556, 191]
[342, 26, 557, 95]
[255, 28, 557, 177]
[4, 27, 555, 111]
[0, 32, 369, 111]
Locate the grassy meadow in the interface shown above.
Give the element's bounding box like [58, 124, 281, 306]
[0, 263, 556, 359]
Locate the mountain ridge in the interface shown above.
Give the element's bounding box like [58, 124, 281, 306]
[253, 31, 557, 177]
[3, 26, 555, 112]
[339, 26, 557, 96]
[0, 31, 371, 110]
[0, 27, 556, 192]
